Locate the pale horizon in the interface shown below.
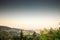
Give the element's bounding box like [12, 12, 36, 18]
[0, 0, 60, 30]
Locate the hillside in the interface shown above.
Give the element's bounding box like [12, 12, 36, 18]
[0, 26, 35, 35]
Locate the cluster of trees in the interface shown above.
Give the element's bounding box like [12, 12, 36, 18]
[40, 28, 60, 40]
[0, 30, 39, 40]
[0, 27, 60, 40]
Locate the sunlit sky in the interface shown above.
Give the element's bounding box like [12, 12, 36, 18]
[0, 0, 60, 30]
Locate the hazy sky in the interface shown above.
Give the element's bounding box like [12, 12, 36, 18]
[0, 0, 60, 30]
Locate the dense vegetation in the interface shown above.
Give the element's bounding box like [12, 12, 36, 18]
[0, 27, 60, 40]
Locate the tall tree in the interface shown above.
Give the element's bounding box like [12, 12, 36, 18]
[32, 32, 36, 37]
[32, 32, 37, 40]
[20, 30, 23, 40]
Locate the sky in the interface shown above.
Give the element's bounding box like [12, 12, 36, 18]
[0, 0, 60, 30]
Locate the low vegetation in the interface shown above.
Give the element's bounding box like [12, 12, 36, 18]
[0, 27, 60, 40]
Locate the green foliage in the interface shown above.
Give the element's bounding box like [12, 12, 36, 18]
[20, 30, 23, 40]
[40, 28, 60, 40]
[32, 32, 36, 37]
[12, 36, 20, 40]
[23, 36, 27, 40]
[0, 30, 8, 40]
[0, 27, 60, 40]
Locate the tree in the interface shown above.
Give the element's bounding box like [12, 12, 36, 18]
[32, 32, 37, 40]
[12, 35, 20, 40]
[20, 30, 23, 40]
[23, 36, 27, 40]
[0, 30, 8, 40]
[32, 32, 36, 37]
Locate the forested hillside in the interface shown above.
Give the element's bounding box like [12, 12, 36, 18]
[0, 26, 60, 40]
